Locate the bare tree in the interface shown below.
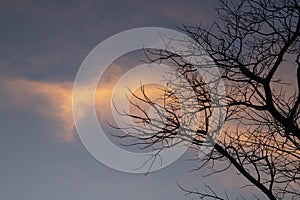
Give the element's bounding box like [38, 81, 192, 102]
[114, 0, 300, 199]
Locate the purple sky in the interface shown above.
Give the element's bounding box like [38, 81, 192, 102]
[0, 1, 271, 199]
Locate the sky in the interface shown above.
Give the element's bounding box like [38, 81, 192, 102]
[0, 0, 273, 200]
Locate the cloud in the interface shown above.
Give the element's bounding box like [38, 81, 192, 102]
[0, 60, 192, 143]
[2, 77, 75, 142]
[0, 63, 126, 143]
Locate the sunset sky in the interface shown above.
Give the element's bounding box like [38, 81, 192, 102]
[0, 0, 271, 199]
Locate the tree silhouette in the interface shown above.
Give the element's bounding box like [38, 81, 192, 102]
[115, 0, 300, 199]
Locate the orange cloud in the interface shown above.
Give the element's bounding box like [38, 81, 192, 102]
[0, 64, 127, 143]
[2, 77, 75, 142]
[1, 63, 187, 143]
